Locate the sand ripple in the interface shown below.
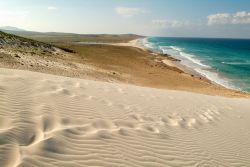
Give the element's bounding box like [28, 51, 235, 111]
[0, 68, 250, 167]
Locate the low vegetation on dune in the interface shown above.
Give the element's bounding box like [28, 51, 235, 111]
[0, 31, 54, 51]
[0, 31, 77, 74]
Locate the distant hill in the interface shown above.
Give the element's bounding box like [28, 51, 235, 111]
[0, 26, 26, 32]
[0, 29, 143, 44]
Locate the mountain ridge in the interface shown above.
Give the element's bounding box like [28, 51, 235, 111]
[0, 26, 26, 32]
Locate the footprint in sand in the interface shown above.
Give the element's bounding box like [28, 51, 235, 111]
[42, 115, 60, 132]
[41, 137, 66, 154]
[179, 118, 200, 129]
[199, 114, 212, 123]
[129, 114, 144, 122]
[118, 128, 131, 136]
[136, 124, 160, 134]
[161, 116, 182, 127]
[96, 130, 112, 139]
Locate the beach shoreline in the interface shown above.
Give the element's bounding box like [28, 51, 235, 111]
[132, 37, 250, 94]
[116, 38, 249, 94]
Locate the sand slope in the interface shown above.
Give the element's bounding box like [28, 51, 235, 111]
[0, 68, 250, 167]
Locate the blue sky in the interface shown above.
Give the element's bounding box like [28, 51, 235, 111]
[1, 0, 250, 38]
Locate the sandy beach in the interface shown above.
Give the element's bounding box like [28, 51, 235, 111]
[0, 68, 250, 167]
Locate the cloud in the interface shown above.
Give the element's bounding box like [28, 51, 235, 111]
[208, 11, 250, 25]
[48, 6, 58, 10]
[152, 19, 190, 29]
[115, 7, 145, 17]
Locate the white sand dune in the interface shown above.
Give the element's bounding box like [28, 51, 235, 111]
[0, 68, 250, 167]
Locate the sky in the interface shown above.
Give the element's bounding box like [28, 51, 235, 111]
[0, 0, 250, 38]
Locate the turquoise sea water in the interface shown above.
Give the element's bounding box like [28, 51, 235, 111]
[141, 37, 250, 92]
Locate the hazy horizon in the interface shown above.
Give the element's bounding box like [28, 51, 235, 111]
[1, 0, 250, 38]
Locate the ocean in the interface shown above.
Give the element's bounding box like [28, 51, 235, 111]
[140, 37, 250, 92]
